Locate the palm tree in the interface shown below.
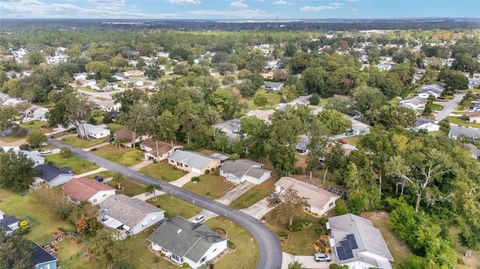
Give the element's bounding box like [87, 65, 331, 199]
[111, 172, 124, 190]
[145, 184, 162, 200]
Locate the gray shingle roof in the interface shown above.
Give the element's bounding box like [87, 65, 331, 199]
[220, 159, 262, 178]
[35, 164, 71, 182]
[168, 150, 215, 170]
[100, 195, 164, 228]
[148, 216, 226, 263]
[0, 215, 18, 232]
[449, 125, 480, 139]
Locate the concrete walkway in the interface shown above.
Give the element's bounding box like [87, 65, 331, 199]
[83, 142, 110, 151]
[133, 189, 166, 201]
[217, 182, 255, 205]
[282, 252, 331, 269]
[72, 167, 107, 178]
[241, 197, 277, 220]
[129, 160, 153, 171]
[170, 172, 199, 187]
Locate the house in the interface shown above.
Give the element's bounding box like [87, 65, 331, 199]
[1, 147, 45, 167]
[32, 107, 49, 121]
[124, 70, 144, 77]
[167, 150, 221, 175]
[148, 216, 227, 269]
[468, 77, 480, 89]
[464, 144, 480, 160]
[220, 159, 271, 185]
[99, 194, 164, 236]
[209, 153, 229, 164]
[275, 177, 340, 216]
[349, 117, 370, 135]
[140, 138, 181, 162]
[73, 72, 87, 81]
[448, 124, 480, 139]
[376, 63, 393, 71]
[0, 210, 19, 235]
[78, 123, 111, 139]
[243, 109, 275, 124]
[263, 81, 284, 91]
[114, 129, 146, 147]
[276, 95, 312, 110]
[470, 102, 480, 112]
[400, 96, 427, 110]
[327, 214, 393, 269]
[63, 178, 116, 205]
[467, 111, 480, 124]
[213, 119, 241, 142]
[32, 242, 58, 269]
[418, 84, 444, 99]
[414, 119, 440, 132]
[296, 136, 310, 155]
[34, 164, 73, 187]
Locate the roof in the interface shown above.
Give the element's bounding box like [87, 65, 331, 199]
[31, 242, 57, 265]
[148, 216, 226, 263]
[0, 215, 19, 232]
[400, 96, 427, 107]
[449, 125, 480, 139]
[63, 178, 115, 202]
[141, 139, 175, 157]
[419, 84, 444, 95]
[168, 150, 216, 170]
[244, 109, 275, 123]
[275, 177, 339, 209]
[464, 143, 480, 158]
[264, 81, 284, 89]
[296, 137, 310, 151]
[467, 111, 480, 117]
[220, 159, 268, 179]
[100, 194, 163, 228]
[35, 164, 71, 182]
[114, 129, 136, 141]
[414, 118, 435, 127]
[328, 214, 393, 263]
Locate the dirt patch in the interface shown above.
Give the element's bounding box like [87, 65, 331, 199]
[0, 138, 27, 146]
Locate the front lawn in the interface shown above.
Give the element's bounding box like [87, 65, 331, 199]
[147, 195, 202, 219]
[430, 103, 444, 111]
[139, 162, 187, 182]
[45, 154, 99, 174]
[20, 121, 51, 132]
[106, 178, 146, 197]
[231, 178, 276, 209]
[205, 217, 259, 269]
[448, 116, 480, 128]
[62, 136, 109, 149]
[343, 135, 362, 146]
[183, 172, 233, 199]
[107, 123, 125, 133]
[92, 144, 144, 167]
[85, 170, 114, 180]
[241, 89, 282, 112]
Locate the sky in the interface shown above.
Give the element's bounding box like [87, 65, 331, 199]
[0, 0, 479, 20]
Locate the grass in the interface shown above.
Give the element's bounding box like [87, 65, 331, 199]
[106, 178, 146, 197]
[241, 89, 282, 112]
[107, 123, 124, 133]
[92, 144, 144, 167]
[343, 136, 362, 146]
[147, 195, 202, 219]
[55, 239, 87, 269]
[450, 228, 480, 269]
[429, 130, 448, 137]
[231, 178, 276, 209]
[84, 170, 114, 180]
[62, 136, 109, 149]
[448, 116, 480, 128]
[45, 154, 99, 174]
[183, 172, 234, 199]
[205, 217, 259, 269]
[139, 162, 187, 182]
[430, 103, 444, 111]
[19, 120, 49, 129]
[265, 207, 325, 255]
[0, 134, 27, 143]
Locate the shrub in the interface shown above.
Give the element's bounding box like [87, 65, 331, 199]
[19, 144, 31, 150]
[310, 94, 320, 105]
[191, 176, 200, 183]
[335, 199, 348, 215]
[60, 147, 72, 158]
[288, 219, 312, 232]
[227, 240, 237, 250]
[277, 232, 289, 240]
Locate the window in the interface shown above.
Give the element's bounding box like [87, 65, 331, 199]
[93, 199, 97, 202]
[200, 257, 206, 263]
[328, 202, 334, 207]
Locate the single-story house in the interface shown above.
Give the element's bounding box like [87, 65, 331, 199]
[1, 147, 45, 167]
[124, 70, 144, 77]
[448, 124, 480, 140]
[32, 107, 49, 121]
[470, 102, 480, 112]
[296, 137, 310, 155]
[243, 109, 275, 124]
[399, 96, 427, 111]
[418, 84, 444, 99]
[213, 119, 241, 142]
[464, 144, 480, 160]
[78, 123, 111, 139]
[63, 178, 116, 205]
[349, 117, 370, 135]
[467, 111, 480, 124]
[0, 210, 19, 235]
[140, 138, 182, 162]
[276, 95, 312, 110]
[167, 150, 221, 175]
[209, 153, 229, 164]
[99, 194, 164, 236]
[114, 129, 146, 147]
[34, 164, 73, 187]
[275, 177, 340, 216]
[376, 63, 393, 71]
[220, 159, 271, 185]
[327, 214, 393, 269]
[32, 242, 58, 269]
[414, 119, 440, 132]
[263, 81, 284, 91]
[148, 216, 228, 269]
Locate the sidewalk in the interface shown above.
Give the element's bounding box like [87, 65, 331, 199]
[83, 142, 110, 151]
[216, 182, 254, 205]
[72, 167, 107, 178]
[129, 159, 153, 171]
[133, 189, 166, 201]
[170, 172, 199, 187]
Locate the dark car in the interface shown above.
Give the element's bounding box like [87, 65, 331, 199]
[95, 176, 104, 182]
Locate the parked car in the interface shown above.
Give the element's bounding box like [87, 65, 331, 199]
[39, 149, 52, 155]
[337, 139, 348, 145]
[345, 130, 354, 136]
[95, 176, 104, 182]
[108, 137, 115, 143]
[193, 215, 205, 224]
[314, 253, 332, 262]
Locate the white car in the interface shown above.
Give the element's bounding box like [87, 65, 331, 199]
[193, 215, 205, 224]
[314, 253, 332, 262]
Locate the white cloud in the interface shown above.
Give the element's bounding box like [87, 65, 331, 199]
[300, 2, 343, 11]
[273, 1, 290, 5]
[168, 0, 201, 4]
[189, 8, 265, 18]
[230, 1, 248, 8]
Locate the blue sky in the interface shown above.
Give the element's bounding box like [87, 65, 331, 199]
[1, 0, 479, 19]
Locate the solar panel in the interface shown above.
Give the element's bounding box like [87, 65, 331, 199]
[344, 246, 354, 259]
[347, 234, 358, 249]
[336, 246, 346, 260]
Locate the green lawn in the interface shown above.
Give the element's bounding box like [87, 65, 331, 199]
[183, 172, 234, 199]
[147, 195, 202, 219]
[20, 121, 49, 129]
[265, 207, 325, 255]
[0, 133, 27, 143]
[139, 163, 187, 182]
[429, 130, 448, 137]
[55, 239, 87, 269]
[92, 144, 144, 167]
[231, 178, 276, 209]
[107, 123, 125, 133]
[206, 217, 259, 269]
[106, 178, 146, 197]
[85, 170, 114, 180]
[343, 136, 362, 146]
[45, 154, 99, 174]
[241, 89, 282, 112]
[448, 116, 480, 128]
[62, 136, 109, 149]
[430, 103, 444, 111]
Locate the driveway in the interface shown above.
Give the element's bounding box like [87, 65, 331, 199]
[282, 252, 331, 269]
[217, 182, 255, 205]
[170, 172, 199, 187]
[434, 93, 465, 122]
[72, 167, 107, 179]
[241, 197, 277, 220]
[47, 138, 283, 269]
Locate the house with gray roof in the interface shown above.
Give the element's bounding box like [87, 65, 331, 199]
[327, 214, 393, 269]
[148, 216, 227, 269]
[213, 119, 241, 142]
[263, 81, 284, 91]
[448, 124, 480, 140]
[99, 194, 164, 236]
[167, 150, 221, 175]
[0, 210, 19, 235]
[418, 84, 444, 99]
[33, 164, 73, 187]
[296, 137, 310, 155]
[400, 96, 427, 111]
[220, 159, 271, 185]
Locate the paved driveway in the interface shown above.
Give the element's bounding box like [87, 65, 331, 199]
[434, 93, 465, 122]
[241, 197, 277, 220]
[47, 138, 283, 269]
[282, 252, 331, 269]
[170, 171, 199, 187]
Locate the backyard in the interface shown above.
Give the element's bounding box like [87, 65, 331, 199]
[139, 162, 187, 182]
[92, 144, 144, 167]
[230, 178, 276, 209]
[45, 154, 99, 174]
[147, 195, 202, 219]
[183, 172, 234, 199]
[62, 136, 109, 149]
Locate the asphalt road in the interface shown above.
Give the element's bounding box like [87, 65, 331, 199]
[434, 93, 466, 122]
[48, 138, 283, 269]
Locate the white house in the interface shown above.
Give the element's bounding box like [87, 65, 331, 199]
[220, 159, 271, 185]
[167, 150, 221, 175]
[418, 84, 444, 99]
[400, 96, 427, 111]
[63, 178, 116, 205]
[263, 81, 284, 91]
[0, 211, 19, 235]
[327, 214, 394, 269]
[34, 164, 73, 187]
[99, 194, 164, 236]
[275, 177, 340, 216]
[448, 124, 480, 140]
[1, 147, 45, 167]
[79, 123, 111, 139]
[30, 107, 49, 121]
[148, 216, 227, 269]
[140, 138, 181, 162]
[414, 119, 440, 132]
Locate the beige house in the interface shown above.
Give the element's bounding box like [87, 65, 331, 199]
[167, 150, 221, 175]
[467, 111, 480, 124]
[140, 138, 182, 162]
[275, 177, 340, 216]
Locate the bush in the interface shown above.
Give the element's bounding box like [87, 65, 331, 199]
[277, 231, 289, 240]
[19, 144, 31, 150]
[60, 147, 72, 158]
[227, 240, 237, 250]
[310, 94, 320, 105]
[335, 199, 348, 215]
[191, 176, 200, 183]
[288, 219, 312, 232]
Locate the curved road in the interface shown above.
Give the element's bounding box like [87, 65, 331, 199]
[48, 138, 283, 269]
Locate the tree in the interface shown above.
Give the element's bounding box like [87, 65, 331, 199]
[309, 94, 320, 105]
[118, 103, 151, 148]
[77, 215, 101, 238]
[145, 184, 162, 199]
[31, 186, 75, 219]
[88, 228, 128, 268]
[240, 116, 269, 159]
[85, 61, 112, 80]
[276, 189, 307, 226]
[306, 119, 330, 179]
[60, 147, 72, 158]
[111, 172, 124, 190]
[317, 109, 352, 135]
[288, 261, 305, 269]
[352, 86, 386, 114]
[322, 143, 344, 185]
[113, 89, 147, 113]
[26, 50, 45, 66]
[0, 107, 17, 131]
[27, 128, 47, 149]
[209, 88, 236, 119]
[0, 232, 33, 269]
[370, 105, 416, 129]
[0, 150, 36, 192]
[48, 93, 94, 139]
[439, 68, 469, 92]
[253, 93, 268, 107]
[145, 63, 165, 80]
